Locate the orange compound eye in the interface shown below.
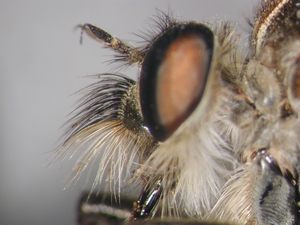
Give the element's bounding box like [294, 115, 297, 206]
[140, 23, 214, 141]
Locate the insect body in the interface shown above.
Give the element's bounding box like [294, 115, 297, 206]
[59, 0, 300, 224]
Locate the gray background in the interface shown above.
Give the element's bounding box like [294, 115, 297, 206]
[1, 1, 258, 224]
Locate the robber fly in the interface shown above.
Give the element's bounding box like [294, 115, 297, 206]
[58, 0, 300, 224]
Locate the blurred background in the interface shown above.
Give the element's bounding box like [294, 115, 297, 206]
[1, 0, 258, 224]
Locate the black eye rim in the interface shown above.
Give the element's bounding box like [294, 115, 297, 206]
[139, 22, 214, 142]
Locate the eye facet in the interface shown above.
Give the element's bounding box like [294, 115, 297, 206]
[140, 23, 214, 141]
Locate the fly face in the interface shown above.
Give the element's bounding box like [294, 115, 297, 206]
[59, 1, 300, 224]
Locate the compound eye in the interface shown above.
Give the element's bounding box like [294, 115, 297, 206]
[287, 52, 300, 111]
[140, 23, 214, 141]
[292, 68, 300, 98]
